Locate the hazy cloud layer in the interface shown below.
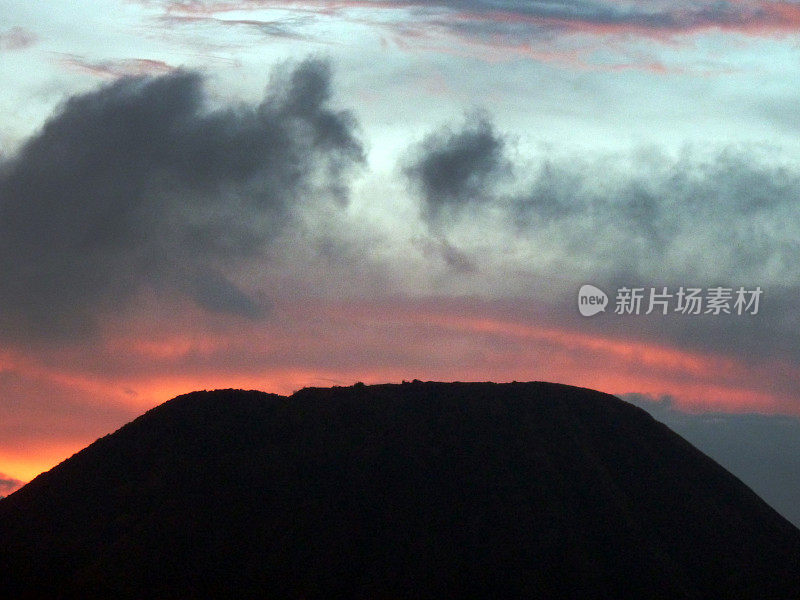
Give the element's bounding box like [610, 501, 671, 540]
[0, 58, 363, 340]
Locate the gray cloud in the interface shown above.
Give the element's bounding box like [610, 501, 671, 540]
[402, 115, 800, 369]
[413, 235, 476, 273]
[405, 114, 800, 285]
[514, 148, 800, 366]
[0, 58, 363, 340]
[403, 112, 510, 221]
[510, 147, 800, 280]
[188, 269, 264, 318]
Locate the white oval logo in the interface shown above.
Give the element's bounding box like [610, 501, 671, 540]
[578, 284, 608, 317]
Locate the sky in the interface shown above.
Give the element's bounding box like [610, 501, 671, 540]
[1, 0, 800, 520]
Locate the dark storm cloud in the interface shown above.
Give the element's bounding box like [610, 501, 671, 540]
[403, 112, 510, 220]
[0, 58, 363, 340]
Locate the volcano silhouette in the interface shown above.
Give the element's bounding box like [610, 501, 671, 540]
[1, 381, 799, 599]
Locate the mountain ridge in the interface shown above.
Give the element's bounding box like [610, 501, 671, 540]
[2, 381, 799, 599]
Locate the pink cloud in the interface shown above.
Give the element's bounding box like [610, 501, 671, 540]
[6, 294, 795, 413]
[1, 293, 797, 484]
[58, 55, 174, 79]
[150, 1, 800, 37]
[139, 1, 800, 72]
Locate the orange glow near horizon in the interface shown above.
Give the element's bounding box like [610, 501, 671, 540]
[0, 443, 87, 483]
[2, 297, 798, 486]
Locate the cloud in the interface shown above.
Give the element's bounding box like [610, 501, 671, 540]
[130, 1, 800, 72]
[404, 114, 800, 288]
[187, 269, 264, 318]
[0, 474, 24, 497]
[0, 27, 37, 51]
[400, 116, 800, 371]
[150, 1, 800, 34]
[508, 146, 800, 282]
[161, 14, 315, 40]
[0, 58, 364, 340]
[403, 112, 510, 221]
[413, 0, 800, 36]
[412, 235, 476, 272]
[59, 56, 175, 79]
[148, 1, 800, 45]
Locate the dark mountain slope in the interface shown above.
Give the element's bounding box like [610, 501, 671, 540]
[1, 382, 799, 599]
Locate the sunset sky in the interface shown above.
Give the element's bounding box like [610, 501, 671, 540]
[2, 0, 800, 498]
